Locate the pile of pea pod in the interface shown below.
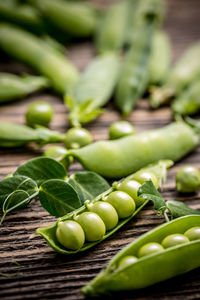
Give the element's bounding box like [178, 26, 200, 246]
[0, 0, 200, 298]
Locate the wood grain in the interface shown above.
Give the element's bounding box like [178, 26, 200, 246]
[1, 0, 200, 299]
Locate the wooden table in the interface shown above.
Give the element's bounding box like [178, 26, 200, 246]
[0, 0, 200, 299]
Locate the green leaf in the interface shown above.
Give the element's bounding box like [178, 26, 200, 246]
[14, 157, 67, 186]
[39, 179, 81, 217]
[68, 171, 110, 205]
[167, 200, 200, 219]
[0, 175, 38, 207]
[138, 181, 167, 213]
[1, 190, 30, 225]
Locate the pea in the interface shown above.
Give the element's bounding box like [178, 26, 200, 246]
[64, 128, 92, 149]
[106, 191, 136, 219]
[138, 242, 164, 258]
[109, 121, 135, 140]
[118, 179, 144, 207]
[132, 171, 159, 189]
[43, 145, 72, 168]
[56, 220, 85, 250]
[176, 165, 200, 193]
[25, 101, 53, 127]
[184, 227, 200, 241]
[118, 255, 138, 269]
[87, 201, 118, 231]
[76, 212, 106, 242]
[161, 234, 189, 249]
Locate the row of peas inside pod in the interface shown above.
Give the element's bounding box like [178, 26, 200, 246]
[56, 170, 159, 251]
[82, 215, 200, 297]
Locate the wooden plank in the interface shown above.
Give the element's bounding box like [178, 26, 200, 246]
[0, 0, 200, 299]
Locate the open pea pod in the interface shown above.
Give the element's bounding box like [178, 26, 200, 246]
[82, 215, 200, 297]
[35, 160, 172, 255]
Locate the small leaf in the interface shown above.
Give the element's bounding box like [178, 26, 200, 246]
[14, 157, 67, 186]
[138, 181, 167, 213]
[0, 175, 38, 207]
[68, 171, 110, 205]
[1, 190, 30, 225]
[39, 179, 81, 217]
[167, 200, 200, 219]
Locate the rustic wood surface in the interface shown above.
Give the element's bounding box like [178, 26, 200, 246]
[0, 0, 200, 299]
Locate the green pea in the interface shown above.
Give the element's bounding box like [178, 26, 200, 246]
[118, 179, 144, 207]
[184, 227, 200, 241]
[161, 234, 189, 249]
[118, 255, 138, 269]
[106, 191, 136, 219]
[56, 220, 85, 250]
[25, 101, 53, 127]
[76, 212, 106, 242]
[64, 128, 92, 149]
[43, 145, 73, 168]
[176, 165, 200, 193]
[109, 121, 135, 140]
[87, 201, 118, 231]
[132, 171, 159, 188]
[138, 242, 164, 258]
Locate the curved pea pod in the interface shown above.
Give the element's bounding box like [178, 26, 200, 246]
[0, 122, 64, 148]
[0, 73, 49, 104]
[65, 53, 121, 127]
[0, 24, 79, 94]
[0, 0, 45, 34]
[149, 29, 171, 85]
[34, 160, 172, 255]
[82, 215, 200, 297]
[95, 0, 130, 53]
[30, 0, 97, 37]
[64, 122, 198, 178]
[172, 79, 200, 116]
[150, 41, 200, 108]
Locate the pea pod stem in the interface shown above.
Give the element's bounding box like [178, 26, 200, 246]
[0, 23, 79, 94]
[35, 160, 172, 255]
[82, 215, 200, 297]
[0, 72, 49, 104]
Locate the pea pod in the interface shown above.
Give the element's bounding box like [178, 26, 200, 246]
[66, 53, 120, 127]
[172, 79, 200, 116]
[0, 23, 79, 94]
[149, 29, 171, 85]
[0, 122, 64, 148]
[115, 0, 165, 116]
[150, 41, 200, 108]
[64, 122, 198, 178]
[0, 0, 45, 34]
[35, 160, 172, 254]
[0, 73, 49, 104]
[30, 0, 97, 37]
[82, 215, 200, 296]
[95, 0, 130, 53]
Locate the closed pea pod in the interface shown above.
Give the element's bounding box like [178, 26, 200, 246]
[0, 24, 79, 94]
[150, 41, 200, 108]
[95, 0, 130, 53]
[64, 122, 198, 179]
[82, 215, 200, 297]
[35, 160, 171, 254]
[31, 0, 97, 37]
[0, 73, 49, 104]
[172, 79, 200, 116]
[66, 53, 120, 127]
